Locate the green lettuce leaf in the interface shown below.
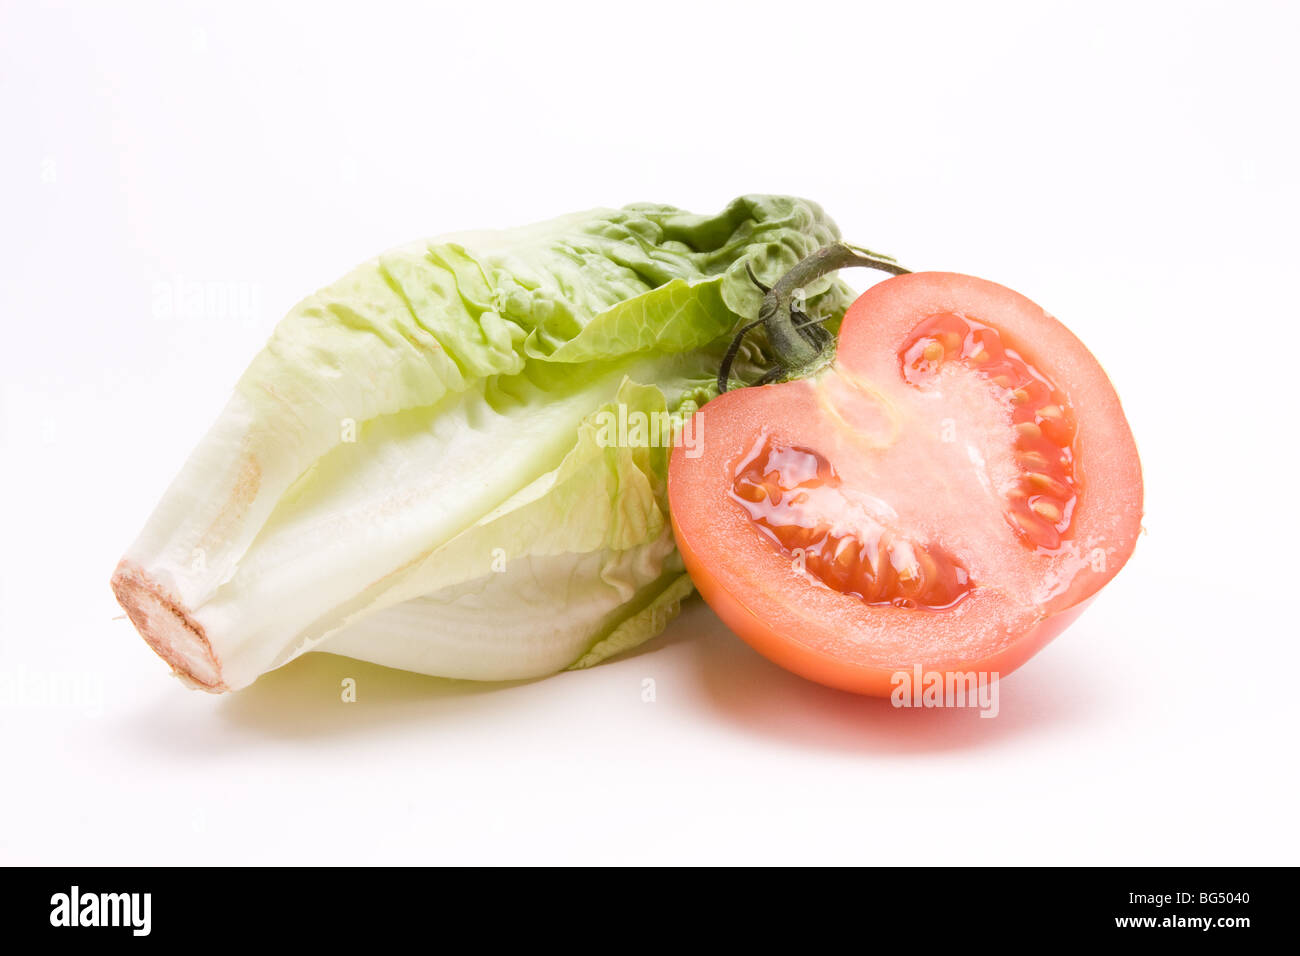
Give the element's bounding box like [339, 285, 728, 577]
[111, 195, 853, 691]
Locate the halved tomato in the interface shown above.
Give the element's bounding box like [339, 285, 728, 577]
[669, 272, 1142, 696]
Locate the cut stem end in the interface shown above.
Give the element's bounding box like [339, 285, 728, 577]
[111, 561, 227, 693]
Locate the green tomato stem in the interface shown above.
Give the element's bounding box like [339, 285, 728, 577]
[718, 242, 911, 394]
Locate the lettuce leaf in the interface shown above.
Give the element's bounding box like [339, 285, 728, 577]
[111, 195, 853, 691]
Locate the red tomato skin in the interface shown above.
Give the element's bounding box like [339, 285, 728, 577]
[673, 501, 1096, 694]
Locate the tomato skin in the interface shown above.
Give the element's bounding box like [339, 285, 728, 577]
[669, 272, 1142, 697]
[673, 504, 1094, 693]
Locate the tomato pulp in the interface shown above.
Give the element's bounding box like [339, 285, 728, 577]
[668, 272, 1142, 696]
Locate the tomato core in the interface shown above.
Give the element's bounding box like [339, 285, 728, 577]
[900, 312, 1080, 551]
[731, 434, 973, 610]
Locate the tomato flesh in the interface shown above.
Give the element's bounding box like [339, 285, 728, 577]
[731, 436, 973, 610]
[669, 272, 1143, 696]
[900, 312, 1080, 551]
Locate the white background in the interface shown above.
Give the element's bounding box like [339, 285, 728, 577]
[2, 0, 1297, 865]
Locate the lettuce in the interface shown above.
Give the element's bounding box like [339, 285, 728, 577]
[111, 196, 853, 691]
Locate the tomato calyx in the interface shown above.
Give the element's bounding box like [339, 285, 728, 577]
[717, 242, 911, 394]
